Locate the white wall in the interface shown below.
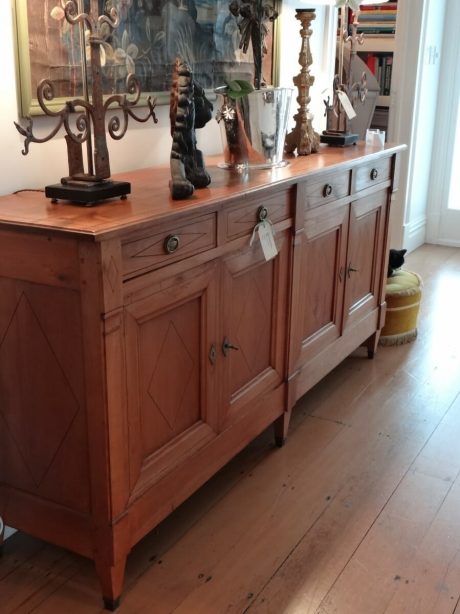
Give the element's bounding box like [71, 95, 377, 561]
[0, 1, 333, 197]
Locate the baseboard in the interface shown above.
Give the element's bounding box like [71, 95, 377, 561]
[426, 238, 460, 248]
[403, 216, 427, 252]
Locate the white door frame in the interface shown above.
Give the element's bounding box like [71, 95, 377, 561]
[387, 0, 427, 250]
[426, 2, 460, 246]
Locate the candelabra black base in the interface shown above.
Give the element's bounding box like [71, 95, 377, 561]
[45, 180, 131, 206]
[320, 131, 359, 147]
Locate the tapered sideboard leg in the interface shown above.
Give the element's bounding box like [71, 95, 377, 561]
[365, 331, 380, 359]
[95, 555, 127, 611]
[274, 410, 292, 447]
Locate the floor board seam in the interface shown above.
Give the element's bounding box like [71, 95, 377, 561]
[314, 390, 460, 612]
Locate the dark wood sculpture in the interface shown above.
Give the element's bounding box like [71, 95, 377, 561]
[169, 58, 213, 200]
[229, 0, 278, 90]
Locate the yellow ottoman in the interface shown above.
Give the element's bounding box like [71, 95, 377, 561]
[380, 270, 422, 346]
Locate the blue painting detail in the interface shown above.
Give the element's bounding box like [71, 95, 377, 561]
[48, 0, 257, 95]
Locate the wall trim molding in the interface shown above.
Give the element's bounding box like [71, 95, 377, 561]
[403, 216, 427, 253]
[427, 238, 460, 248]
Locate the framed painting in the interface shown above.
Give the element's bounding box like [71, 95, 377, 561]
[14, 0, 278, 117]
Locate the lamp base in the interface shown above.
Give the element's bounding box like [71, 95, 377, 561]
[45, 179, 130, 206]
[320, 131, 359, 147]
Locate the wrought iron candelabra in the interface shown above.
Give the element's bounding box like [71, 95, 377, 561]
[15, 0, 157, 204]
[321, 6, 368, 146]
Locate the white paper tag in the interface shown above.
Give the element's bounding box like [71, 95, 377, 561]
[337, 90, 357, 120]
[258, 221, 278, 261]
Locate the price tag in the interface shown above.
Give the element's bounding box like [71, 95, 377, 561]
[337, 90, 357, 120]
[258, 221, 278, 261]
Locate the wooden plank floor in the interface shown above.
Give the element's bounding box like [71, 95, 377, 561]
[2, 243, 460, 614]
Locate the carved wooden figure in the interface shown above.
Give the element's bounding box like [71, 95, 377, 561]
[169, 59, 213, 200]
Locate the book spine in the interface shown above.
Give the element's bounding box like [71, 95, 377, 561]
[376, 56, 383, 93]
[357, 27, 396, 35]
[359, 13, 397, 21]
[367, 53, 376, 75]
[360, 3, 398, 10]
[383, 56, 393, 95]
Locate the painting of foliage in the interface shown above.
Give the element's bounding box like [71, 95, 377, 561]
[18, 0, 273, 114]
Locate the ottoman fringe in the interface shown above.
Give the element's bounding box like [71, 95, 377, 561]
[379, 329, 418, 346]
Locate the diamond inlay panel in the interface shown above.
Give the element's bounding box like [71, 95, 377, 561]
[148, 321, 194, 430]
[236, 275, 270, 373]
[229, 262, 273, 396]
[0, 293, 79, 487]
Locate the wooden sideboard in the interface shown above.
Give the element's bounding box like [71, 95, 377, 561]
[0, 144, 403, 609]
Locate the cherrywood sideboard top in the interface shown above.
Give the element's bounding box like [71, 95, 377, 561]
[0, 143, 405, 240]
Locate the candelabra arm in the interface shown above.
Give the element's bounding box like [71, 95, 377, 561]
[98, 9, 119, 34]
[104, 75, 158, 141]
[14, 0, 156, 204]
[15, 117, 64, 156]
[15, 81, 91, 156]
[62, 0, 92, 31]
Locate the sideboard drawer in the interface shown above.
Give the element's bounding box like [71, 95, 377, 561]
[122, 213, 217, 278]
[353, 156, 392, 193]
[300, 169, 350, 210]
[224, 189, 292, 241]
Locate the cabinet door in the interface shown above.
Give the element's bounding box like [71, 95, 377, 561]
[220, 230, 290, 430]
[296, 201, 349, 366]
[124, 261, 219, 501]
[343, 191, 387, 330]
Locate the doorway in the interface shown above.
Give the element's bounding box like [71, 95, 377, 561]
[427, 2, 460, 247]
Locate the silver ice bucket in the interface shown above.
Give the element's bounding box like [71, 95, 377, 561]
[216, 87, 293, 169]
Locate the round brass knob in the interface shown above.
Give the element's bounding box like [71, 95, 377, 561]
[164, 234, 180, 254]
[323, 184, 333, 197]
[257, 206, 269, 222]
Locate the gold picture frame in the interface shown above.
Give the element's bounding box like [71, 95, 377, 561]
[14, 0, 278, 118]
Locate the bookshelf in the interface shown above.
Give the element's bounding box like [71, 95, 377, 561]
[355, 1, 398, 134]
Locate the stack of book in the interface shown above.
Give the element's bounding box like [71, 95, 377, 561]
[357, 1, 397, 36]
[359, 52, 393, 95]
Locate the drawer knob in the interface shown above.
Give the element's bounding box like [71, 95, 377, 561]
[370, 168, 379, 180]
[164, 234, 180, 254]
[323, 184, 333, 198]
[257, 206, 269, 222]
